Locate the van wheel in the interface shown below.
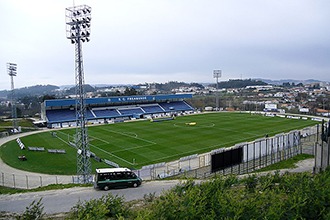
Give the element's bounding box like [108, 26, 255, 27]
[104, 185, 109, 191]
[133, 183, 138, 188]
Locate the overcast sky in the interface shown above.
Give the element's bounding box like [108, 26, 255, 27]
[1, 0, 329, 90]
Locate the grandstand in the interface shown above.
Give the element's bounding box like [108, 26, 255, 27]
[41, 94, 194, 128]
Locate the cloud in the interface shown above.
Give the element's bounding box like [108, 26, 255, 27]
[0, 0, 329, 90]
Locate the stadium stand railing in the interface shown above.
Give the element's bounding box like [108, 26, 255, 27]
[93, 108, 121, 118]
[159, 101, 193, 111]
[86, 109, 96, 120]
[118, 107, 144, 116]
[140, 104, 165, 114]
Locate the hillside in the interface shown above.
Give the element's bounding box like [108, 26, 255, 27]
[0, 85, 59, 99]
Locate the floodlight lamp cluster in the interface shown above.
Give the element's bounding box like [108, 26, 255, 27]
[7, 63, 17, 77]
[66, 5, 91, 44]
[213, 70, 222, 78]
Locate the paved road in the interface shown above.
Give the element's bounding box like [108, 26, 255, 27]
[0, 180, 183, 214]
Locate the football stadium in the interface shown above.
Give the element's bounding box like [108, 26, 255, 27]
[0, 93, 320, 181]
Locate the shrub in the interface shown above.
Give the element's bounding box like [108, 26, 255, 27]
[68, 194, 130, 220]
[19, 198, 45, 220]
[66, 169, 330, 219]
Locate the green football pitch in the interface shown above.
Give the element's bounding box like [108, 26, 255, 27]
[0, 112, 319, 175]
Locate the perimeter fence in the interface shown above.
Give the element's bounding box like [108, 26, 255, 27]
[135, 125, 318, 180]
[0, 173, 75, 189]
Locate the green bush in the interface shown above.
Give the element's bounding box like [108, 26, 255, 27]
[68, 194, 130, 220]
[137, 170, 330, 219]
[19, 198, 45, 220]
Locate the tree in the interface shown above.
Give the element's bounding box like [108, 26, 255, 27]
[124, 87, 138, 96]
[41, 94, 56, 102]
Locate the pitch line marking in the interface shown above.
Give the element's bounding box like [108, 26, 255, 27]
[52, 132, 74, 148]
[89, 143, 134, 165]
[112, 143, 156, 154]
[88, 135, 110, 144]
[146, 134, 264, 163]
[122, 132, 138, 138]
[173, 123, 215, 128]
[54, 130, 134, 165]
[99, 127, 156, 145]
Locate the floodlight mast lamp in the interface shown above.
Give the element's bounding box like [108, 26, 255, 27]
[7, 63, 18, 130]
[65, 5, 92, 184]
[213, 70, 222, 111]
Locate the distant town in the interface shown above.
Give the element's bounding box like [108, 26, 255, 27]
[0, 78, 329, 120]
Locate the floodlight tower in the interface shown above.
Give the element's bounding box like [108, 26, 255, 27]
[7, 63, 18, 130]
[65, 5, 92, 183]
[213, 70, 222, 111]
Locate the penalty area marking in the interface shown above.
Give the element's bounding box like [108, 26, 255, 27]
[122, 132, 138, 138]
[53, 131, 133, 160]
[88, 135, 110, 144]
[111, 142, 156, 154]
[89, 143, 134, 165]
[55, 130, 135, 165]
[52, 132, 75, 148]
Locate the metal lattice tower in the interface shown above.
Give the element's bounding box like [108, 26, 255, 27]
[213, 70, 221, 111]
[65, 5, 92, 183]
[7, 63, 18, 130]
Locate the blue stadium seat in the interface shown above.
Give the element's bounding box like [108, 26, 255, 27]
[45, 99, 193, 125]
[141, 105, 165, 114]
[118, 108, 144, 116]
[159, 101, 193, 111]
[46, 109, 76, 123]
[93, 109, 121, 118]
